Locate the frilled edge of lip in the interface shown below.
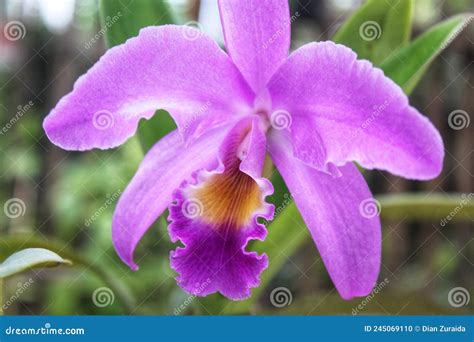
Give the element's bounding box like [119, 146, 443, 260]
[167, 166, 274, 301]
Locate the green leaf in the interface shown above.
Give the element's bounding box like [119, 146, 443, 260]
[333, 0, 413, 65]
[381, 14, 473, 94]
[137, 110, 177, 151]
[377, 192, 474, 222]
[99, 0, 176, 151]
[100, 0, 174, 47]
[0, 248, 71, 278]
[0, 235, 136, 312]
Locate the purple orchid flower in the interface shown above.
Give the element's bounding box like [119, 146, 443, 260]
[43, 0, 443, 301]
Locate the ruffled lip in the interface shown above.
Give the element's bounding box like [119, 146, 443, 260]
[167, 117, 275, 300]
[168, 173, 271, 300]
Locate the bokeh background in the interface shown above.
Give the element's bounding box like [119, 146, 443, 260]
[0, 0, 473, 315]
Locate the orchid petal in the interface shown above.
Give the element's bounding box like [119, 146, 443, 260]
[268, 131, 381, 300]
[44, 25, 253, 151]
[169, 117, 274, 300]
[268, 41, 444, 180]
[112, 124, 232, 270]
[218, 0, 290, 93]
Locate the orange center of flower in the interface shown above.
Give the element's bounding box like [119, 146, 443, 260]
[193, 159, 262, 228]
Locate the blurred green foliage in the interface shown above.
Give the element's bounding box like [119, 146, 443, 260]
[381, 14, 474, 94]
[333, 0, 413, 64]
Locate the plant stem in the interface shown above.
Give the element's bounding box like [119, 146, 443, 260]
[378, 193, 474, 221]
